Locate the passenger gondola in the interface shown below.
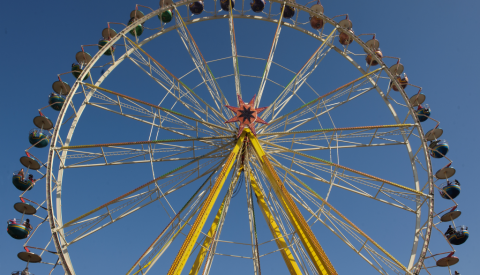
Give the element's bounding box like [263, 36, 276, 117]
[28, 129, 49, 148]
[71, 63, 89, 80]
[220, 0, 235, 11]
[430, 139, 449, 158]
[390, 73, 408, 91]
[415, 104, 430, 122]
[439, 180, 461, 199]
[7, 220, 30, 240]
[189, 1, 204, 14]
[447, 226, 469, 245]
[251, 0, 265, 12]
[12, 171, 34, 191]
[128, 17, 144, 37]
[309, 4, 324, 30]
[48, 93, 65, 111]
[338, 18, 354, 45]
[280, 0, 295, 19]
[98, 39, 115, 55]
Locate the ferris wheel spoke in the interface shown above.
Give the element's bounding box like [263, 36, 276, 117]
[227, 0, 242, 102]
[125, 54, 217, 123]
[56, 144, 229, 169]
[279, 172, 411, 274]
[59, 141, 233, 230]
[124, 47, 227, 128]
[60, 157, 224, 247]
[83, 83, 233, 135]
[268, 153, 421, 213]
[57, 135, 232, 149]
[54, 137, 231, 168]
[259, 140, 427, 198]
[127, 162, 224, 275]
[259, 68, 382, 134]
[260, 124, 415, 152]
[283, 85, 382, 134]
[132, 137, 245, 275]
[123, 35, 231, 128]
[82, 83, 222, 138]
[165, 132, 247, 275]
[255, 4, 286, 108]
[173, 10, 232, 120]
[86, 99, 215, 139]
[228, 3, 243, 104]
[127, 58, 220, 126]
[259, 28, 336, 122]
[265, 140, 406, 153]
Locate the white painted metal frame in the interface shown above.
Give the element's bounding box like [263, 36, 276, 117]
[42, 1, 435, 274]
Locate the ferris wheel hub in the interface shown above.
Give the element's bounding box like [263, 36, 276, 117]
[225, 94, 269, 137]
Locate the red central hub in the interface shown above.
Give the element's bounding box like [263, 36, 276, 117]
[225, 95, 269, 137]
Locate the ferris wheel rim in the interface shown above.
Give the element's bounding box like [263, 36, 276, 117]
[44, 2, 435, 274]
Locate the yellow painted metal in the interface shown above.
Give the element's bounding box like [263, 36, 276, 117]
[269, 158, 409, 273]
[167, 132, 246, 275]
[246, 129, 337, 275]
[249, 172, 302, 275]
[189, 168, 243, 275]
[189, 199, 226, 275]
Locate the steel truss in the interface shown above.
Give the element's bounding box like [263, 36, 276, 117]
[40, 1, 435, 274]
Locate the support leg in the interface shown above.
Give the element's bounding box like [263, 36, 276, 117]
[249, 172, 302, 274]
[247, 129, 337, 275]
[167, 132, 247, 275]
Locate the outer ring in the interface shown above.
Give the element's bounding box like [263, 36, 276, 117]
[46, 1, 434, 274]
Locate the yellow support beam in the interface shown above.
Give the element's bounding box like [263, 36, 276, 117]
[167, 132, 246, 275]
[189, 199, 226, 275]
[189, 168, 243, 275]
[269, 157, 409, 273]
[247, 129, 337, 275]
[249, 172, 302, 275]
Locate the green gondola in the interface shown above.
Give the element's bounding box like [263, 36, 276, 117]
[128, 17, 144, 37]
[161, 10, 173, 23]
[98, 40, 115, 55]
[71, 64, 89, 80]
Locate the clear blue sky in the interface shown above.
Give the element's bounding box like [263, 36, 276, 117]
[1, 0, 479, 274]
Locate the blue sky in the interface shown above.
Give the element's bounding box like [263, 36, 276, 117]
[1, 0, 479, 274]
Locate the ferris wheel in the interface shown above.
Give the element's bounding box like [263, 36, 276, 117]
[6, 0, 470, 274]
